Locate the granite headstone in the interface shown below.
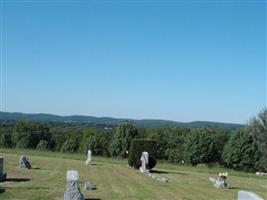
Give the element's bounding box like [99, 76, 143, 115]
[64, 170, 84, 200]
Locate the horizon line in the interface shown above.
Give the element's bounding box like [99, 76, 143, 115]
[0, 110, 245, 125]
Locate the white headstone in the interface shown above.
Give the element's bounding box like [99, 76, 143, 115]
[0, 156, 7, 182]
[140, 151, 149, 173]
[256, 172, 267, 176]
[237, 191, 264, 200]
[67, 170, 79, 181]
[85, 150, 92, 165]
[64, 170, 84, 200]
[214, 178, 227, 188]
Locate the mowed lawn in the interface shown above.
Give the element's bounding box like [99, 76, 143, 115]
[0, 149, 266, 200]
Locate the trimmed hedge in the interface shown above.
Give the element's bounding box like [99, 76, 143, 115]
[128, 139, 157, 169]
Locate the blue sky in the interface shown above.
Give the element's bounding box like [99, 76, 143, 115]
[1, 1, 266, 124]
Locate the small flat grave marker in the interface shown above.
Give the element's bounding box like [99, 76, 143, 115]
[237, 191, 264, 200]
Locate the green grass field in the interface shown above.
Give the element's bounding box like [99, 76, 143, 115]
[0, 148, 266, 200]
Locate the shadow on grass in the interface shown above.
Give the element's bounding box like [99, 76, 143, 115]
[229, 187, 266, 192]
[2, 186, 49, 190]
[5, 178, 30, 182]
[31, 167, 41, 170]
[150, 169, 169, 174]
[84, 198, 101, 200]
[150, 169, 187, 175]
[0, 188, 5, 194]
[91, 163, 103, 166]
[229, 187, 242, 190]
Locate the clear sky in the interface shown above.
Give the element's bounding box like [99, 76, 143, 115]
[0, 1, 266, 124]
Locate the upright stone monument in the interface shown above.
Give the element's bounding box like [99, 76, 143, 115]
[0, 156, 7, 182]
[64, 170, 84, 200]
[140, 151, 149, 173]
[19, 155, 31, 169]
[237, 191, 264, 200]
[85, 150, 92, 165]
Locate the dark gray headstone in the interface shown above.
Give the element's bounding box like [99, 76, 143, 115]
[0, 156, 7, 182]
[64, 170, 84, 200]
[19, 155, 31, 169]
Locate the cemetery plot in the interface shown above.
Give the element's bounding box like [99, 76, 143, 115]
[0, 149, 266, 200]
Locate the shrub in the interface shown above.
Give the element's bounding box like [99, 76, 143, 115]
[166, 147, 185, 164]
[0, 133, 12, 148]
[13, 121, 51, 149]
[185, 128, 216, 165]
[128, 139, 157, 169]
[146, 126, 189, 162]
[16, 136, 30, 149]
[109, 122, 138, 158]
[36, 140, 49, 151]
[60, 139, 78, 153]
[222, 128, 261, 172]
[249, 108, 267, 172]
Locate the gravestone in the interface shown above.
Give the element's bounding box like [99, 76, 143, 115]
[237, 191, 264, 200]
[84, 181, 96, 190]
[255, 172, 267, 176]
[214, 178, 227, 188]
[149, 173, 169, 183]
[19, 155, 31, 169]
[213, 172, 228, 189]
[140, 151, 149, 173]
[85, 150, 92, 165]
[0, 156, 7, 182]
[64, 170, 84, 200]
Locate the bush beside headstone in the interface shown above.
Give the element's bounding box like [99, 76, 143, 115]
[128, 139, 157, 169]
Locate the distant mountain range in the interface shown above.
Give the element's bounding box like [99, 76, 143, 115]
[0, 111, 243, 129]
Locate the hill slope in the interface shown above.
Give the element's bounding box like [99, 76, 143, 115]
[0, 111, 243, 129]
[0, 149, 266, 200]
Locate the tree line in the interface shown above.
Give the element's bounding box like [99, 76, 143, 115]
[0, 108, 266, 172]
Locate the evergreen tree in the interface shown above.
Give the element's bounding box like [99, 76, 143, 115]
[185, 128, 216, 165]
[249, 108, 267, 172]
[223, 128, 261, 172]
[109, 122, 138, 158]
